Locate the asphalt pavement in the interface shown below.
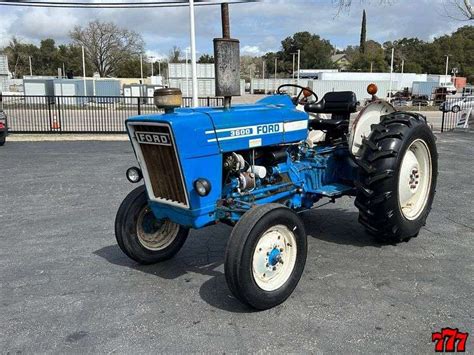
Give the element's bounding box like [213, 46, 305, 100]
[0, 132, 472, 353]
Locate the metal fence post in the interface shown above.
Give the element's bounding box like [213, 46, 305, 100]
[441, 110, 445, 133]
[137, 97, 141, 115]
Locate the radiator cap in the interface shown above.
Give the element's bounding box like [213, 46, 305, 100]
[154, 88, 182, 113]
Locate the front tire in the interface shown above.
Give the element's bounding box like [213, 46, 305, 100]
[115, 185, 189, 264]
[224, 204, 307, 310]
[354, 112, 438, 243]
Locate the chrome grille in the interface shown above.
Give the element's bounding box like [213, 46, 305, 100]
[129, 123, 189, 208]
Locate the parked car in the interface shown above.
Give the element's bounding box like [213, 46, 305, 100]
[0, 93, 7, 146]
[440, 96, 474, 113]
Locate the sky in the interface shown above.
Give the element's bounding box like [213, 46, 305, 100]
[0, 0, 469, 59]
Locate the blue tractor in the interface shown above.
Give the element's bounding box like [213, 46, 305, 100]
[115, 16, 437, 309]
[115, 84, 437, 309]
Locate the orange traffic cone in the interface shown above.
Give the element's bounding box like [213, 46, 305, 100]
[51, 114, 60, 130]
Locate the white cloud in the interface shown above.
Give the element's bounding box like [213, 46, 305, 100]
[241, 45, 264, 56]
[0, 0, 468, 56]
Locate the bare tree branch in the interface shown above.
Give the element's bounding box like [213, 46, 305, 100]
[70, 20, 144, 77]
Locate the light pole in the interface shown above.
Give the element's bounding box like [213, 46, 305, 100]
[189, 0, 199, 107]
[28, 56, 32, 76]
[140, 54, 143, 81]
[274, 57, 277, 79]
[82, 46, 87, 96]
[445, 55, 450, 78]
[389, 47, 394, 101]
[296, 49, 301, 87]
[150, 56, 155, 77]
[185, 48, 189, 97]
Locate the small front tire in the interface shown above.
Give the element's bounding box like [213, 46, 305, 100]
[224, 204, 307, 310]
[115, 185, 189, 264]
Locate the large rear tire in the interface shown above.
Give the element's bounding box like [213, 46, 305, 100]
[115, 185, 189, 264]
[224, 204, 307, 310]
[354, 112, 438, 243]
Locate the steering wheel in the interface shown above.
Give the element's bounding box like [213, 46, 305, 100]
[277, 84, 318, 105]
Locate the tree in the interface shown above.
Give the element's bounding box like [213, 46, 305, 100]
[444, 0, 474, 20]
[351, 40, 388, 72]
[198, 54, 214, 63]
[360, 9, 367, 54]
[70, 20, 144, 77]
[168, 46, 182, 63]
[280, 32, 334, 70]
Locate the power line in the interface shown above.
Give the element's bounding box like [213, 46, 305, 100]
[0, 0, 256, 8]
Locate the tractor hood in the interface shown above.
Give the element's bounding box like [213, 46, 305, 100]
[125, 94, 309, 157]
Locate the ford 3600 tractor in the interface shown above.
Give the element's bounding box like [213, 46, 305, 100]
[115, 15, 437, 310]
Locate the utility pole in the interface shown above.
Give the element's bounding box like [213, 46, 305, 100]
[150, 56, 155, 77]
[297, 49, 301, 87]
[185, 49, 189, 97]
[292, 53, 296, 80]
[262, 60, 265, 94]
[158, 60, 161, 76]
[28, 56, 32, 76]
[370, 61, 373, 73]
[140, 54, 143, 81]
[189, 0, 199, 106]
[82, 46, 87, 96]
[401, 59, 405, 74]
[445, 55, 450, 78]
[388, 47, 394, 101]
[274, 57, 277, 79]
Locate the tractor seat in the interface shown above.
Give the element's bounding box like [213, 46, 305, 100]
[309, 118, 348, 132]
[305, 91, 357, 115]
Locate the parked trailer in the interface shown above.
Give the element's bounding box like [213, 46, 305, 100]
[307, 80, 397, 101]
[317, 72, 426, 91]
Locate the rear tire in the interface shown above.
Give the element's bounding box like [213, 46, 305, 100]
[224, 204, 307, 310]
[0, 137, 5, 146]
[115, 185, 189, 264]
[452, 105, 460, 113]
[354, 112, 438, 243]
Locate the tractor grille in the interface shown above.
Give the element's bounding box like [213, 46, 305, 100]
[130, 123, 188, 207]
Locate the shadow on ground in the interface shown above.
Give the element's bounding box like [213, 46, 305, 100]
[94, 207, 381, 312]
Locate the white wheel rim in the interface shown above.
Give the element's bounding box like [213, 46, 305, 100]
[136, 207, 179, 250]
[398, 139, 432, 220]
[252, 225, 297, 292]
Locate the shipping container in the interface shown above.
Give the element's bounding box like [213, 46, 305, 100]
[93, 79, 121, 102]
[412, 81, 439, 97]
[123, 84, 146, 104]
[317, 72, 426, 91]
[53, 79, 94, 105]
[453, 77, 467, 89]
[0, 55, 9, 75]
[24, 79, 55, 96]
[168, 63, 215, 79]
[250, 79, 310, 94]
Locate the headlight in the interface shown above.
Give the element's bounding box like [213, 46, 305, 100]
[194, 178, 211, 196]
[126, 166, 142, 183]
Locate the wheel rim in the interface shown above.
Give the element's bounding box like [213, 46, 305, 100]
[252, 225, 297, 292]
[136, 207, 179, 251]
[398, 139, 432, 220]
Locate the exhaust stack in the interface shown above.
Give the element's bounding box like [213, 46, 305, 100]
[213, 3, 240, 109]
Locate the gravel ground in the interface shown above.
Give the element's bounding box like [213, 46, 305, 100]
[0, 132, 472, 353]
